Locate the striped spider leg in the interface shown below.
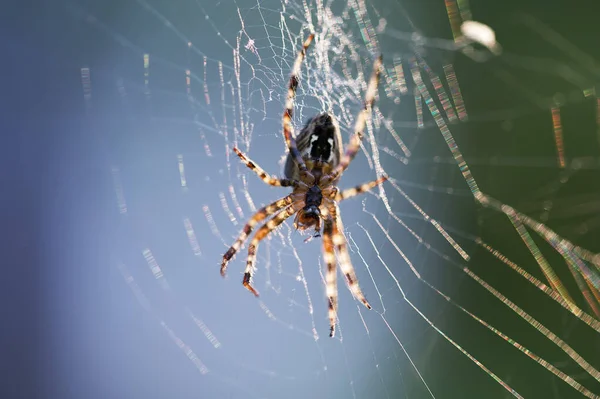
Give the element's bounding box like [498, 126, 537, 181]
[220, 195, 295, 279]
[333, 175, 388, 202]
[232, 147, 300, 188]
[282, 33, 315, 180]
[242, 200, 305, 296]
[320, 181, 387, 337]
[321, 209, 338, 337]
[322, 55, 383, 186]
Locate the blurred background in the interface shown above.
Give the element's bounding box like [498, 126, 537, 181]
[2, 0, 600, 398]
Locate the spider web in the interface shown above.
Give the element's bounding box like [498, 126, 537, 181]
[67, 0, 600, 397]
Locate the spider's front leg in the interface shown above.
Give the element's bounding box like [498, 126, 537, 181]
[329, 203, 371, 310]
[321, 212, 338, 337]
[221, 195, 294, 277]
[243, 201, 304, 296]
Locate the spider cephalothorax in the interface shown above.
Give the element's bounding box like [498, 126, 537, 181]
[221, 34, 385, 337]
[294, 184, 323, 231]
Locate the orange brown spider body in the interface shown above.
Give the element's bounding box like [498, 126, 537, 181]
[220, 34, 385, 337]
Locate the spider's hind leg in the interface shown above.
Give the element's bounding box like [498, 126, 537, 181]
[233, 147, 297, 187]
[282, 34, 315, 177]
[327, 55, 383, 183]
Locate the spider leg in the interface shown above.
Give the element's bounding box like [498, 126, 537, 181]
[221, 195, 294, 277]
[335, 175, 388, 201]
[321, 214, 338, 337]
[283, 34, 315, 180]
[327, 56, 383, 183]
[243, 201, 304, 296]
[233, 147, 299, 187]
[329, 203, 371, 310]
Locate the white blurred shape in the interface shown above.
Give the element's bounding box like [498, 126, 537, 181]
[461, 20, 502, 56]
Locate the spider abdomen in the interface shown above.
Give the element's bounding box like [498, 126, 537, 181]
[284, 112, 342, 180]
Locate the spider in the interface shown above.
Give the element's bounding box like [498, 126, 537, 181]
[220, 34, 385, 337]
